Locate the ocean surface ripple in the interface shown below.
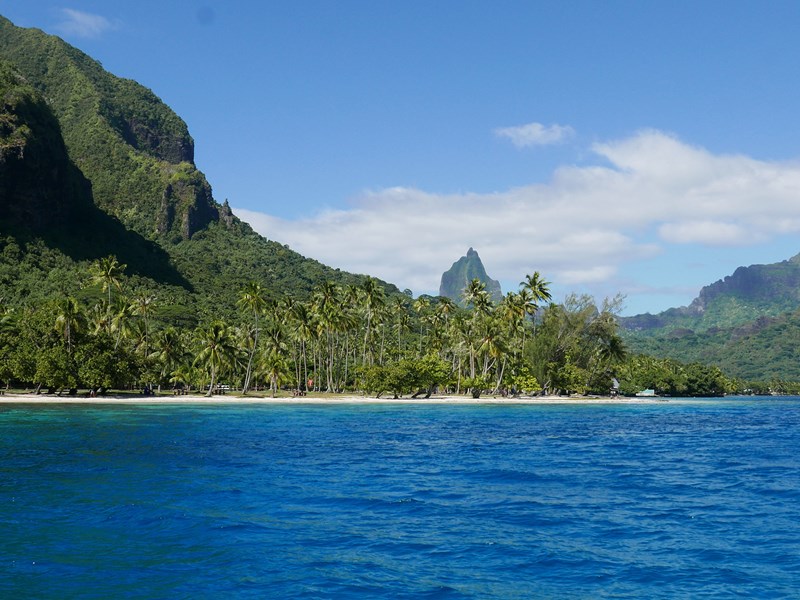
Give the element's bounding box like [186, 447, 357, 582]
[1, 398, 799, 598]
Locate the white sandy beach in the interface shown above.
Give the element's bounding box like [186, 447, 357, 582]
[0, 393, 663, 405]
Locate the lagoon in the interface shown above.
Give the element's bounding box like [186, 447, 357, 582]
[1, 398, 798, 598]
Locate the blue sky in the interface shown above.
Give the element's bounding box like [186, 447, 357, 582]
[5, 1, 800, 315]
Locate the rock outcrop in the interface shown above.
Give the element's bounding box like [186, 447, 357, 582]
[439, 248, 503, 306]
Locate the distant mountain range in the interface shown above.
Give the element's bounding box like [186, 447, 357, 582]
[0, 15, 395, 319]
[622, 253, 800, 381]
[622, 253, 800, 333]
[439, 248, 503, 306]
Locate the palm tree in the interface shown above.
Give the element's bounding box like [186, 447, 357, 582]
[151, 326, 186, 391]
[587, 316, 628, 392]
[599, 334, 627, 364]
[262, 320, 289, 359]
[431, 297, 458, 361]
[413, 296, 431, 356]
[393, 310, 410, 357]
[288, 301, 315, 391]
[0, 304, 16, 389]
[520, 272, 551, 312]
[517, 288, 535, 354]
[435, 297, 457, 324]
[360, 276, 385, 365]
[90, 256, 126, 307]
[169, 364, 194, 394]
[193, 321, 237, 397]
[478, 317, 510, 390]
[88, 303, 113, 336]
[54, 296, 85, 356]
[237, 282, 267, 394]
[313, 282, 338, 391]
[499, 291, 525, 359]
[459, 281, 493, 383]
[259, 319, 290, 395]
[520, 271, 552, 303]
[520, 271, 552, 343]
[462, 278, 487, 310]
[0, 303, 15, 335]
[259, 350, 291, 398]
[337, 307, 359, 390]
[131, 294, 156, 357]
[110, 297, 134, 350]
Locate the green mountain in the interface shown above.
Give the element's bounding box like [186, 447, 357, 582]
[622, 253, 800, 334]
[0, 15, 395, 318]
[622, 253, 800, 381]
[439, 248, 503, 306]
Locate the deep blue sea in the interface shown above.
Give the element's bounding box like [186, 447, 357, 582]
[1, 398, 799, 599]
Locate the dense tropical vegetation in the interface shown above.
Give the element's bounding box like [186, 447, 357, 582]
[0, 257, 766, 398]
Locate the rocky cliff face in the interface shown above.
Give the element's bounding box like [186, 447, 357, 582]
[690, 255, 800, 310]
[105, 78, 195, 165]
[622, 253, 800, 333]
[439, 247, 503, 306]
[0, 60, 90, 231]
[0, 16, 216, 240]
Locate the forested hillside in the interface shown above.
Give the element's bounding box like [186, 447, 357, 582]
[0, 15, 392, 318]
[625, 309, 800, 382]
[622, 254, 800, 381]
[622, 253, 800, 334]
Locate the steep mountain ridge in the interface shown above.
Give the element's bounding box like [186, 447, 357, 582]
[622, 253, 800, 333]
[0, 57, 195, 289]
[0, 15, 214, 241]
[622, 252, 800, 381]
[0, 15, 396, 313]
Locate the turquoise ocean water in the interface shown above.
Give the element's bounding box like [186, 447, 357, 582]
[1, 398, 799, 598]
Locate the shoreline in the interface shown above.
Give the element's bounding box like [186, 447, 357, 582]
[0, 392, 663, 405]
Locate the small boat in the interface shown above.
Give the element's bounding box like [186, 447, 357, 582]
[635, 389, 657, 397]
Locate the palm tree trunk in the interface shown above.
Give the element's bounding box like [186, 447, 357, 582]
[206, 366, 217, 397]
[302, 340, 308, 391]
[362, 317, 371, 365]
[495, 356, 507, 393]
[242, 314, 258, 394]
[327, 332, 335, 392]
[469, 349, 476, 379]
[242, 347, 255, 394]
[294, 341, 301, 391]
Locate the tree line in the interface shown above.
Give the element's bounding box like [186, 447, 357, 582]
[0, 255, 765, 398]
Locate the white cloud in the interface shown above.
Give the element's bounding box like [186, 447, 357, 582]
[55, 9, 116, 38]
[235, 130, 800, 298]
[494, 122, 575, 147]
[658, 221, 754, 246]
